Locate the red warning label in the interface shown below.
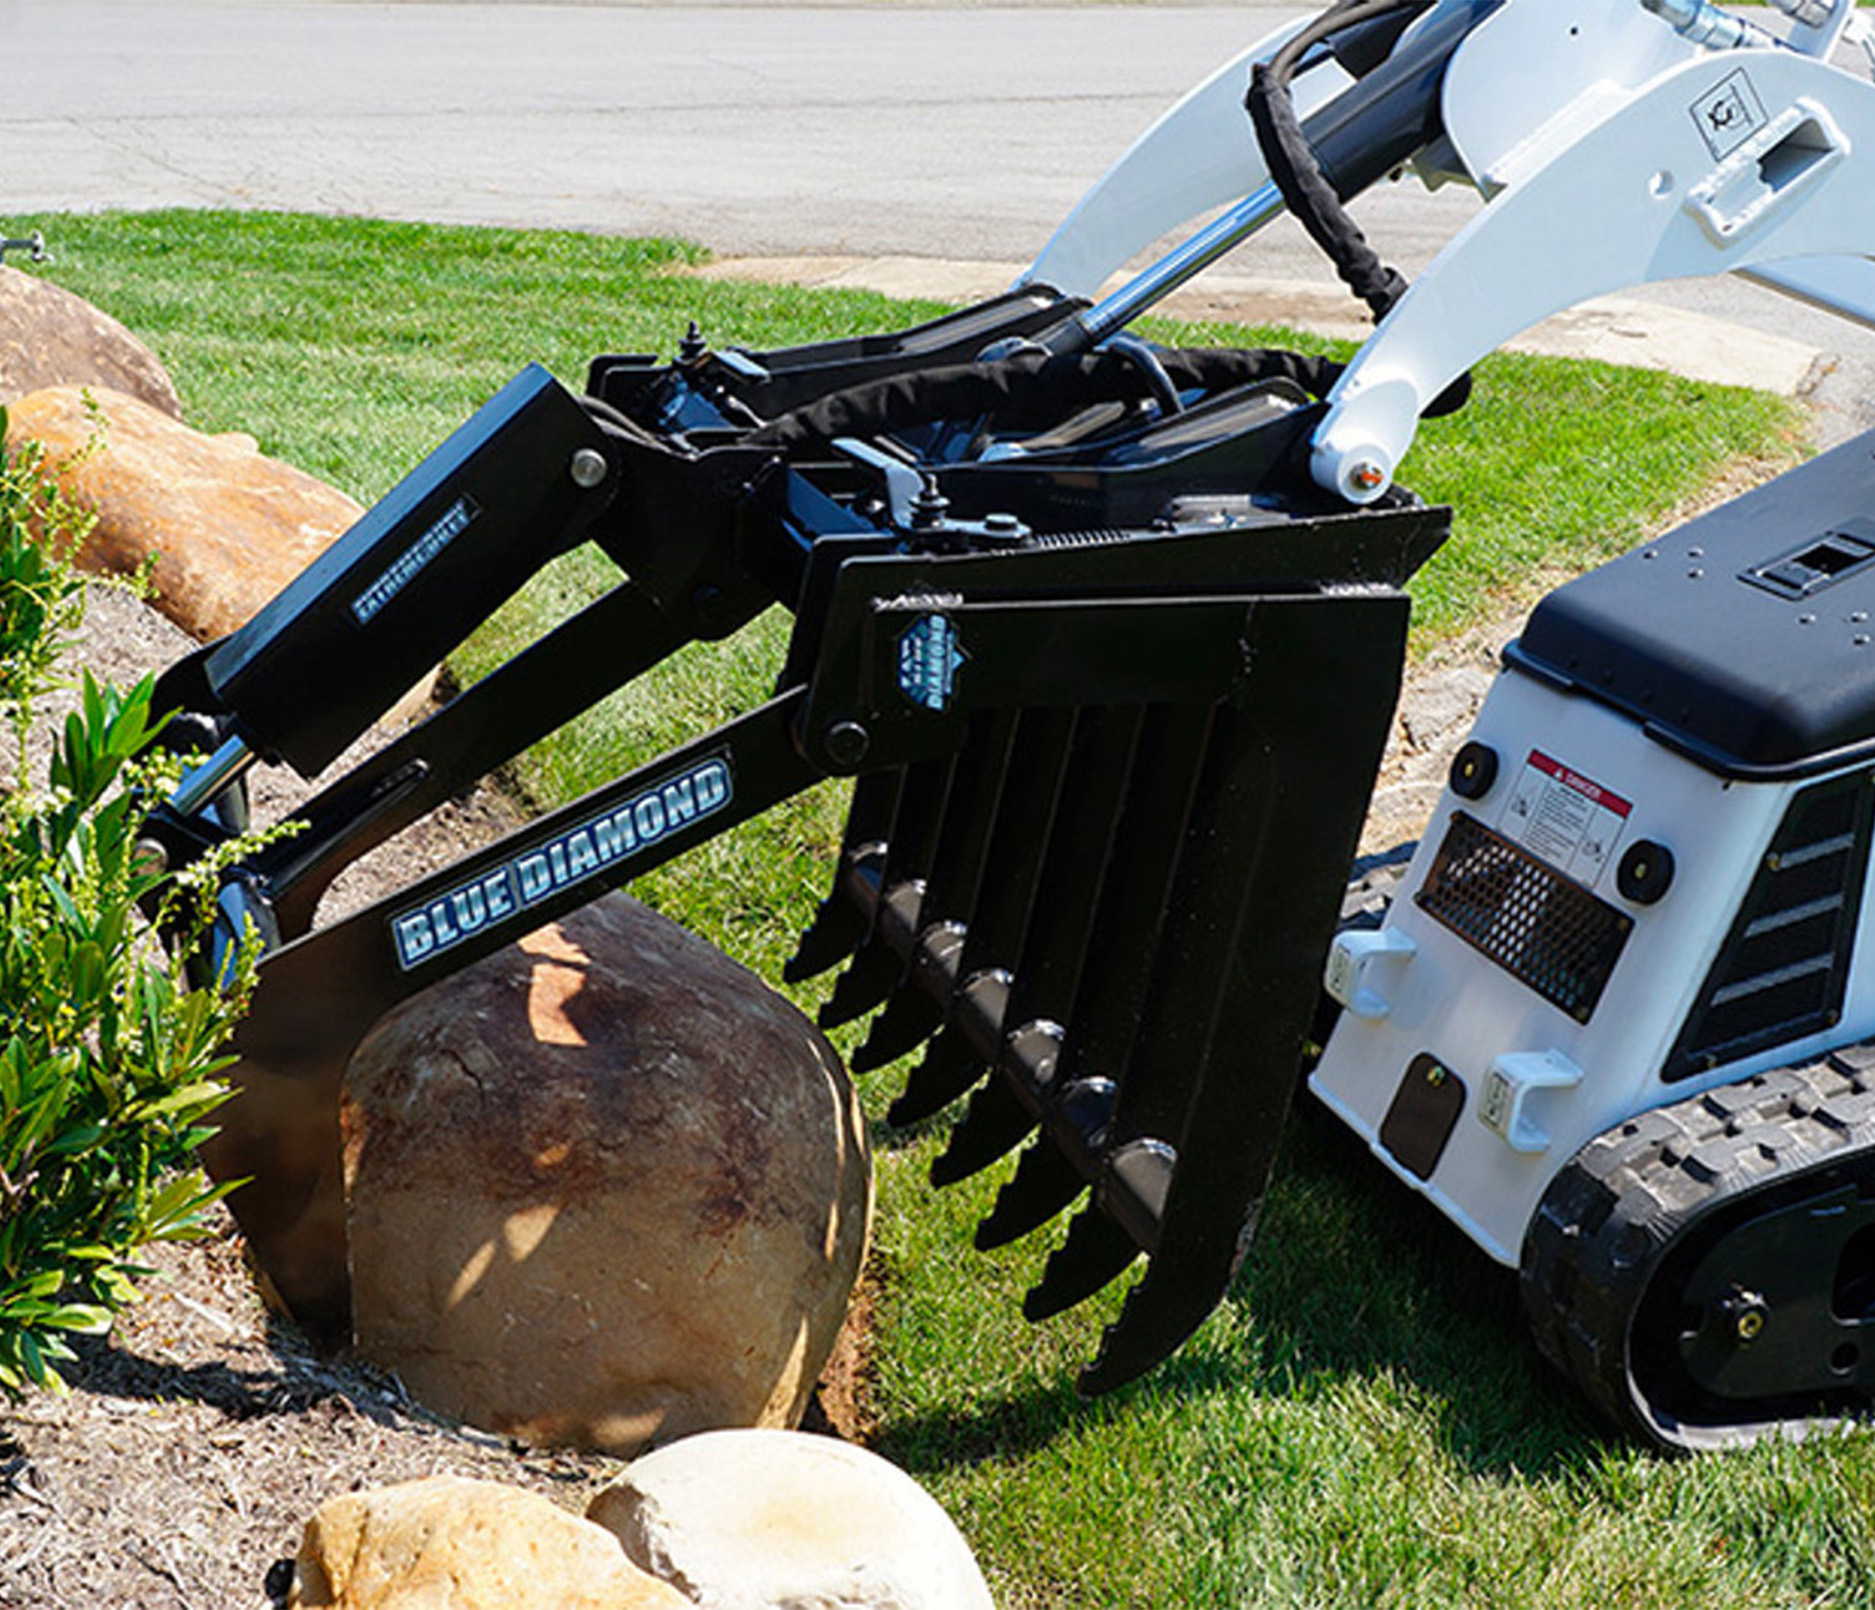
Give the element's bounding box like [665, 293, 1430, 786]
[1501, 750, 1632, 884]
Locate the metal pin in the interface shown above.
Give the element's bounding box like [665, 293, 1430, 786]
[569, 447, 608, 489]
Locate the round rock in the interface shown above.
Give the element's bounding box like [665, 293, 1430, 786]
[587, 1429, 995, 1610]
[289, 1475, 689, 1609]
[343, 894, 873, 1457]
[0, 266, 182, 417]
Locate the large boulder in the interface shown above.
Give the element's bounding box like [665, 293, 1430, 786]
[343, 894, 873, 1457]
[587, 1429, 996, 1610]
[3, 384, 363, 641]
[0, 265, 182, 417]
[288, 1476, 689, 1609]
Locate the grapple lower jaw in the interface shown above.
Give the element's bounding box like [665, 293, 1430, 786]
[785, 516, 1436, 1394]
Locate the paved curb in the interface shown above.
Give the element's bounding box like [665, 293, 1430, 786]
[694, 255, 1826, 395]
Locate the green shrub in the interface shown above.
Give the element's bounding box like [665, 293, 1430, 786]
[0, 406, 254, 1396]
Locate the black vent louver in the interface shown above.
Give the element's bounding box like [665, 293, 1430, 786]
[1665, 771, 1875, 1082]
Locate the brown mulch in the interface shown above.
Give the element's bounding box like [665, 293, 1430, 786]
[0, 1214, 634, 1610]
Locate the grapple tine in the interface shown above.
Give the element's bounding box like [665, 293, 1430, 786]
[818, 935, 910, 1028]
[1023, 1202, 1141, 1323]
[851, 987, 945, 1072]
[930, 1075, 1038, 1187]
[784, 768, 903, 983]
[1075, 1198, 1249, 1397]
[817, 755, 956, 1026]
[912, 703, 1151, 1181]
[879, 707, 1094, 1120]
[1067, 596, 1412, 1390]
[978, 1141, 1086, 1249]
[1026, 703, 1213, 1096]
[851, 709, 1019, 1062]
[957, 705, 1210, 1313]
[988, 705, 1146, 1035]
[944, 707, 1080, 981]
[887, 1023, 986, 1126]
[975, 1077, 1116, 1248]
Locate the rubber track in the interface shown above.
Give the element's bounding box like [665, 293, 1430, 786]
[1520, 1043, 1875, 1449]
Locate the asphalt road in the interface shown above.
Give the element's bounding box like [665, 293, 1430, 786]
[7, 1, 1874, 438]
[5, 4, 1337, 259]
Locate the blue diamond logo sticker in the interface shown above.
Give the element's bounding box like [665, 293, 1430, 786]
[897, 613, 964, 711]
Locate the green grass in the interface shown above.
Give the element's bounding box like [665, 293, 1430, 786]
[18, 210, 1854, 1609]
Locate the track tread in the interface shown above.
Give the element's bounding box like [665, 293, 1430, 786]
[1521, 1048, 1875, 1449]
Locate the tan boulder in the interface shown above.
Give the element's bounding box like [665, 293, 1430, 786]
[0, 265, 183, 418]
[588, 1429, 996, 1610]
[2, 384, 364, 642]
[343, 893, 873, 1457]
[288, 1475, 689, 1609]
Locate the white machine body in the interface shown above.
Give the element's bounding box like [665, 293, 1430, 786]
[1310, 674, 1875, 1264]
[1313, 432, 1875, 1267]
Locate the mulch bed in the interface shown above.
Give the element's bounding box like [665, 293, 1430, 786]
[0, 581, 872, 1609]
[1, 1216, 632, 1610]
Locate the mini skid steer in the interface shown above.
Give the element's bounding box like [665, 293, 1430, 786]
[143, 0, 1875, 1448]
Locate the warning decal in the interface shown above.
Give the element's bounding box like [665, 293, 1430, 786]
[1500, 751, 1631, 885]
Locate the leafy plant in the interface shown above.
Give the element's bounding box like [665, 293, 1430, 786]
[0, 408, 254, 1397]
[0, 407, 89, 741]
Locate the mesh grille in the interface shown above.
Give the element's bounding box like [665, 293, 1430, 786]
[1416, 812, 1633, 1024]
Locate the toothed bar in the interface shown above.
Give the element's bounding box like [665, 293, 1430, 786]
[790, 559, 1428, 1388]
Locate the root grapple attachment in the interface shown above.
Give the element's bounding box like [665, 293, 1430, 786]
[788, 582, 1417, 1388]
[147, 297, 1446, 1392]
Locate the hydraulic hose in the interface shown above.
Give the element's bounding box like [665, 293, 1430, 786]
[1247, 0, 1436, 321]
[1247, 0, 1494, 412]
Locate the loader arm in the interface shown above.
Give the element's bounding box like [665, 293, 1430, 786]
[1314, 1, 1875, 501]
[1026, 0, 1875, 503]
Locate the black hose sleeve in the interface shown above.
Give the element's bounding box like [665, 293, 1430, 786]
[741, 346, 1347, 453]
[1248, 58, 1407, 322]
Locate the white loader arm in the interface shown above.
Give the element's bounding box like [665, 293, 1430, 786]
[1021, 0, 1504, 343]
[1316, 1, 1875, 501]
[1023, 14, 1345, 299]
[1022, 0, 1875, 506]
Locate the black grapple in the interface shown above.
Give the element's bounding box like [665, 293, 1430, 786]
[146, 294, 1447, 1391]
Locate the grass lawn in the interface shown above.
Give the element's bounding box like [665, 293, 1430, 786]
[23, 209, 1870, 1609]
